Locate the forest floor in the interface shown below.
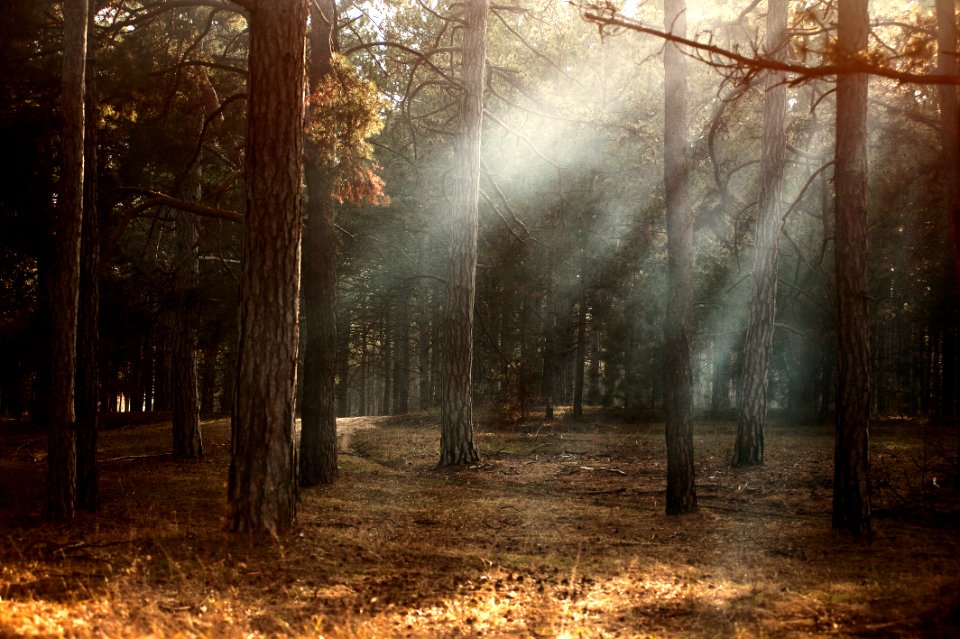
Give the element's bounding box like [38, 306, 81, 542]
[1, 409, 959, 638]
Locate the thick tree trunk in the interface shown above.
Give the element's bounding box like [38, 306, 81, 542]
[935, 0, 960, 472]
[46, 0, 89, 522]
[663, 0, 697, 515]
[734, 0, 788, 467]
[300, 0, 339, 487]
[439, 0, 487, 466]
[832, 0, 871, 536]
[227, 0, 307, 534]
[76, 0, 99, 512]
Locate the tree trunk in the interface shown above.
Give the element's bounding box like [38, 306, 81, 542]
[542, 290, 558, 420]
[573, 287, 587, 419]
[588, 310, 601, 406]
[439, 0, 487, 466]
[227, 0, 307, 534]
[46, 0, 89, 522]
[76, 0, 99, 512]
[663, 0, 697, 515]
[936, 0, 960, 474]
[832, 0, 871, 537]
[734, 0, 788, 467]
[336, 309, 351, 417]
[299, 0, 339, 487]
[394, 291, 411, 414]
[419, 282, 433, 411]
[171, 178, 202, 459]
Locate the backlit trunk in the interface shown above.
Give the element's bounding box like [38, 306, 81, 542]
[734, 0, 788, 467]
[832, 0, 871, 536]
[663, 0, 697, 515]
[439, 0, 487, 466]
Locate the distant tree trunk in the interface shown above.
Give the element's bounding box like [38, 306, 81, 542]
[46, 0, 89, 522]
[300, 0, 339, 487]
[518, 292, 530, 418]
[832, 0, 871, 536]
[380, 309, 392, 416]
[439, 0, 487, 466]
[227, 0, 307, 534]
[542, 288, 559, 420]
[572, 286, 587, 418]
[587, 310, 601, 406]
[663, 0, 697, 515]
[200, 345, 217, 415]
[419, 283, 433, 411]
[76, 0, 99, 512]
[711, 338, 730, 415]
[153, 329, 171, 412]
[171, 176, 202, 459]
[734, 0, 788, 467]
[394, 291, 410, 414]
[359, 327, 368, 415]
[336, 309, 351, 416]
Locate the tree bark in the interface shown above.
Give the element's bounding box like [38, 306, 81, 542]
[832, 0, 871, 536]
[172, 176, 202, 459]
[734, 0, 788, 467]
[663, 0, 697, 515]
[394, 291, 411, 414]
[299, 0, 339, 487]
[76, 0, 99, 512]
[227, 0, 307, 534]
[439, 0, 487, 466]
[573, 285, 587, 419]
[935, 0, 960, 473]
[46, 0, 89, 522]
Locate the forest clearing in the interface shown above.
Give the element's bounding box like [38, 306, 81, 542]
[2, 411, 958, 638]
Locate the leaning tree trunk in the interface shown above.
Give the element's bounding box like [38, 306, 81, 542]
[438, 0, 487, 466]
[227, 0, 308, 534]
[832, 0, 871, 536]
[734, 0, 788, 467]
[663, 0, 697, 515]
[300, 0, 339, 487]
[46, 0, 89, 522]
[76, 0, 99, 512]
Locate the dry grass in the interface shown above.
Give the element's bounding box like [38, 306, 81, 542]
[1, 410, 959, 637]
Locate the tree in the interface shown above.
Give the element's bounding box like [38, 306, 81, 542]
[76, 0, 99, 511]
[832, 0, 871, 536]
[171, 172, 202, 460]
[300, 0, 340, 487]
[46, 0, 89, 522]
[733, 0, 788, 467]
[438, 0, 488, 467]
[936, 0, 960, 475]
[227, 0, 308, 534]
[662, 0, 696, 515]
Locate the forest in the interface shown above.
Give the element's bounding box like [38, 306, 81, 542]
[1, 0, 960, 636]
